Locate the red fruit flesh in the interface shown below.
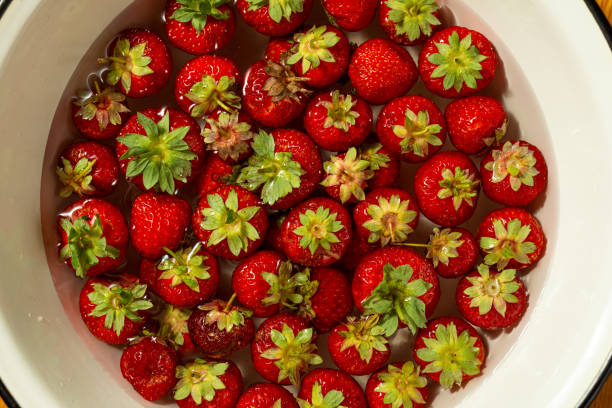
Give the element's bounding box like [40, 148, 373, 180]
[196, 154, 236, 197]
[322, 0, 378, 31]
[236, 0, 314, 37]
[298, 368, 367, 408]
[265, 37, 294, 64]
[365, 143, 400, 190]
[175, 359, 243, 408]
[328, 322, 390, 375]
[307, 267, 353, 332]
[338, 232, 376, 272]
[236, 383, 299, 408]
[58, 141, 119, 197]
[71, 87, 130, 140]
[379, 3, 441, 46]
[433, 227, 478, 278]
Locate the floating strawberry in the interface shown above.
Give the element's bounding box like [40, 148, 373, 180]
[202, 109, 254, 163]
[236, 0, 314, 37]
[58, 198, 128, 277]
[237, 129, 322, 210]
[414, 151, 480, 226]
[71, 82, 130, 140]
[414, 316, 485, 389]
[304, 90, 373, 152]
[193, 185, 268, 260]
[264, 36, 295, 63]
[264, 214, 288, 254]
[480, 140, 548, 206]
[251, 312, 323, 385]
[281, 197, 353, 267]
[348, 38, 418, 105]
[98, 28, 171, 98]
[321, 0, 378, 31]
[418, 26, 497, 98]
[164, 0, 236, 55]
[445, 95, 507, 154]
[376, 95, 446, 163]
[298, 368, 367, 408]
[156, 304, 196, 355]
[173, 358, 242, 408]
[196, 154, 237, 197]
[366, 362, 429, 408]
[361, 142, 400, 189]
[476, 207, 545, 271]
[353, 246, 440, 336]
[426, 227, 478, 278]
[321, 147, 372, 203]
[379, 0, 442, 45]
[236, 383, 299, 408]
[116, 108, 205, 194]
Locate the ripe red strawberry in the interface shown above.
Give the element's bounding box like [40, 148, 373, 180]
[426, 227, 478, 278]
[445, 96, 508, 154]
[379, 0, 442, 45]
[339, 232, 375, 272]
[237, 129, 322, 210]
[164, 0, 236, 55]
[361, 142, 400, 189]
[130, 192, 192, 260]
[242, 59, 311, 128]
[56, 141, 119, 198]
[58, 198, 128, 278]
[236, 383, 299, 408]
[98, 28, 171, 98]
[116, 108, 205, 194]
[71, 82, 130, 140]
[376, 95, 446, 163]
[328, 315, 390, 375]
[366, 361, 429, 408]
[281, 197, 353, 267]
[321, 148, 372, 204]
[79, 274, 153, 344]
[193, 185, 268, 259]
[173, 358, 242, 408]
[321, 0, 378, 31]
[414, 151, 481, 226]
[264, 36, 294, 63]
[196, 154, 238, 197]
[414, 316, 485, 389]
[175, 55, 241, 119]
[353, 187, 420, 247]
[236, 0, 314, 37]
[251, 312, 322, 385]
[418, 26, 497, 98]
[456, 264, 527, 330]
[264, 214, 287, 254]
[480, 140, 548, 206]
[353, 246, 440, 336]
[348, 38, 418, 105]
[304, 90, 373, 151]
[202, 109, 255, 163]
[120, 337, 179, 401]
[476, 207, 545, 271]
[298, 368, 367, 408]
[155, 304, 196, 355]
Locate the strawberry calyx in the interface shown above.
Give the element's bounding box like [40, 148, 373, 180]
[170, 0, 230, 34]
[56, 157, 97, 198]
[186, 75, 241, 118]
[157, 304, 192, 347]
[386, 0, 441, 41]
[263, 59, 311, 103]
[298, 381, 347, 408]
[393, 108, 443, 157]
[202, 111, 253, 161]
[338, 314, 388, 363]
[98, 38, 154, 94]
[321, 147, 373, 203]
[374, 362, 428, 408]
[480, 218, 537, 270]
[73, 82, 129, 130]
[361, 143, 391, 171]
[295, 268, 320, 320]
[415, 321, 482, 389]
[427, 31, 488, 92]
[293, 205, 345, 256]
[464, 264, 520, 317]
[286, 25, 340, 74]
[437, 166, 479, 211]
[261, 260, 309, 307]
[59, 215, 120, 278]
[320, 90, 360, 132]
[246, 0, 305, 23]
[198, 293, 254, 332]
[118, 111, 197, 194]
[157, 243, 211, 292]
[484, 141, 540, 191]
[174, 359, 229, 404]
[260, 324, 323, 385]
[363, 194, 417, 246]
[426, 227, 463, 267]
[361, 263, 432, 336]
[485, 118, 508, 147]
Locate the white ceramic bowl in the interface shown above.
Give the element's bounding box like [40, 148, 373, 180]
[1, 0, 612, 407]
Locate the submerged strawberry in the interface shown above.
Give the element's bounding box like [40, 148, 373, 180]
[155, 304, 196, 355]
[365, 362, 429, 408]
[202, 109, 255, 163]
[71, 82, 130, 140]
[321, 0, 378, 31]
[236, 0, 314, 37]
[298, 368, 367, 408]
[236, 383, 299, 408]
[264, 36, 295, 63]
[195, 154, 237, 197]
[379, 0, 442, 45]
[173, 358, 242, 408]
[426, 227, 478, 278]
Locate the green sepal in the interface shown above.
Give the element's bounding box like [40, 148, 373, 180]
[480, 218, 536, 270]
[286, 25, 340, 73]
[157, 243, 211, 292]
[320, 90, 360, 132]
[464, 264, 520, 317]
[185, 75, 241, 118]
[246, 0, 305, 23]
[393, 108, 442, 157]
[174, 359, 228, 404]
[484, 141, 540, 192]
[261, 261, 310, 308]
[198, 296, 253, 332]
[297, 380, 347, 408]
[426, 227, 463, 267]
[437, 166, 479, 211]
[56, 157, 97, 198]
[73, 84, 130, 130]
[293, 205, 344, 256]
[321, 147, 372, 203]
[99, 38, 154, 94]
[202, 110, 253, 162]
[157, 304, 192, 347]
[363, 194, 417, 246]
[375, 362, 428, 408]
[170, 0, 230, 34]
[361, 143, 391, 171]
[338, 314, 388, 363]
[386, 0, 441, 41]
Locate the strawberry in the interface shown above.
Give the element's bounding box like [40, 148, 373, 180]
[116, 108, 205, 194]
[413, 316, 485, 389]
[251, 312, 322, 385]
[445, 96, 507, 154]
[353, 187, 420, 247]
[236, 0, 314, 37]
[236, 383, 299, 408]
[328, 314, 390, 375]
[456, 264, 527, 330]
[196, 154, 237, 197]
[175, 55, 241, 119]
[202, 109, 255, 163]
[155, 304, 196, 355]
[304, 90, 373, 152]
[58, 198, 128, 277]
[348, 38, 418, 105]
[365, 361, 429, 408]
[79, 274, 153, 344]
[426, 227, 478, 278]
[281, 197, 353, 267]
[264, 214, 287, 254]
[414, 151, 480, 226]
[379, 0, 442, 46]
[140, 243, 220, 308]
[130, 192, 192, 260]
[242, 59, 311, 128]
[353, 246, 440, 336]
[297, 368, 367, 408]
[120, 337, 179, 401]
[321, 0, 378, 32]
[476, 207, 545, 271]
[71, 81, 130, 140]
[173, 358, 242, 408]
[338, 232, 375, 272]
[376, 95, 446, 163]
[285, 25, 350, 88]
[418, 26, 497, 98]
[237, 129, 322, 210]
[361, 142, 400, 189]
[192, 185, 268, 259]
[480, 140, 548, 206]
[164, 0, 236, 55]
[321, 148, 372, 204]
[56, 141, 119, 198]
[264, 36, 294, 63]
[98, 28, 171, 98]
